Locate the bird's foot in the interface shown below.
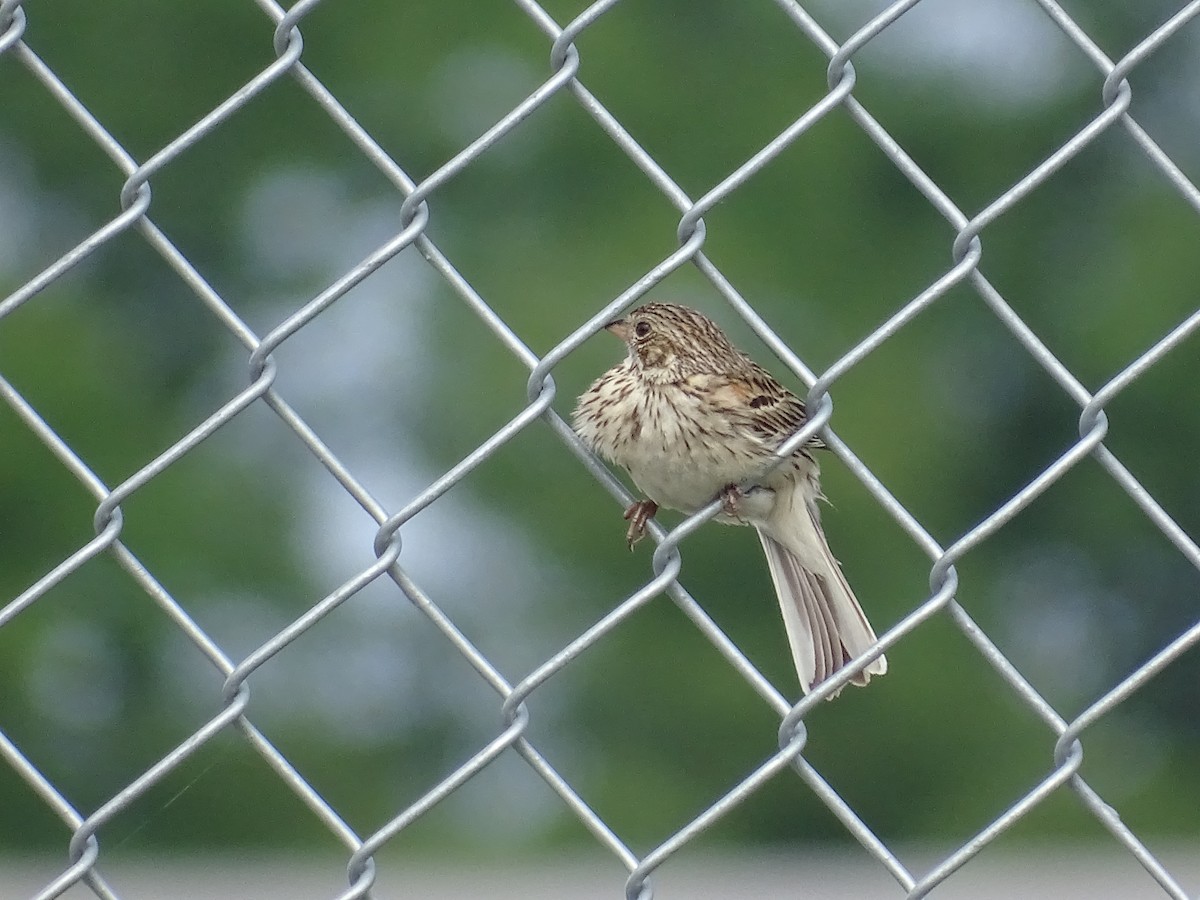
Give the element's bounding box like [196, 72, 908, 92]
[622, 500, 658, 551]
[718, 483, 746, 521]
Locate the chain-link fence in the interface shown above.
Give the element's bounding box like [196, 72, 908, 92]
[3, 0, 1200, 898]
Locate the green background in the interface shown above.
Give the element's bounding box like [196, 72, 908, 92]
[1, 0, 1198, 862]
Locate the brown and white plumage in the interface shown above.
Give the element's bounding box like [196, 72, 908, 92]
[573, 302, 886, 697]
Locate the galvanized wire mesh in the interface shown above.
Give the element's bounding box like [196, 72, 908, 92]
[2, 1, 1200, 899]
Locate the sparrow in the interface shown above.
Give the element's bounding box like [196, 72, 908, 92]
[572, 302, 886, 696]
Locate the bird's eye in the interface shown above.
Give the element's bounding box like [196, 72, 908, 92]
[634, 321, 652, 338]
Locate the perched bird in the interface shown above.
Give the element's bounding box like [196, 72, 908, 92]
[573, 302, 886, 697]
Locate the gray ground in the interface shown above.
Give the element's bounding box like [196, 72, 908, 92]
[11, 845, 1198, 899]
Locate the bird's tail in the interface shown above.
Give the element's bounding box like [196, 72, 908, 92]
[755, 474, 886, 697]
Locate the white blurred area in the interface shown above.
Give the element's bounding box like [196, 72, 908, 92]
[11, 847, 1199, 899]
[810, 0, 1091, 111]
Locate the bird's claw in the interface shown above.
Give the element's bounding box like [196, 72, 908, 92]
[623, 500, 658, 551]
[718, 484, 745, 520]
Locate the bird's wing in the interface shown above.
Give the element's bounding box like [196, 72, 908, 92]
[698, 365, 826, 451]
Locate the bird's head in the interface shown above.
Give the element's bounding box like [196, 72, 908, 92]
[604, 303, 734, 382]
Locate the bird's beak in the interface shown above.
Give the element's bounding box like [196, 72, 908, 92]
[604, 318, 631, 341]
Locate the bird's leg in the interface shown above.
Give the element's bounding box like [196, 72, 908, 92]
[623, 499, 658, 551]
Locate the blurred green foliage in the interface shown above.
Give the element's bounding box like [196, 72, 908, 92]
[1, 0, 1198, 860]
